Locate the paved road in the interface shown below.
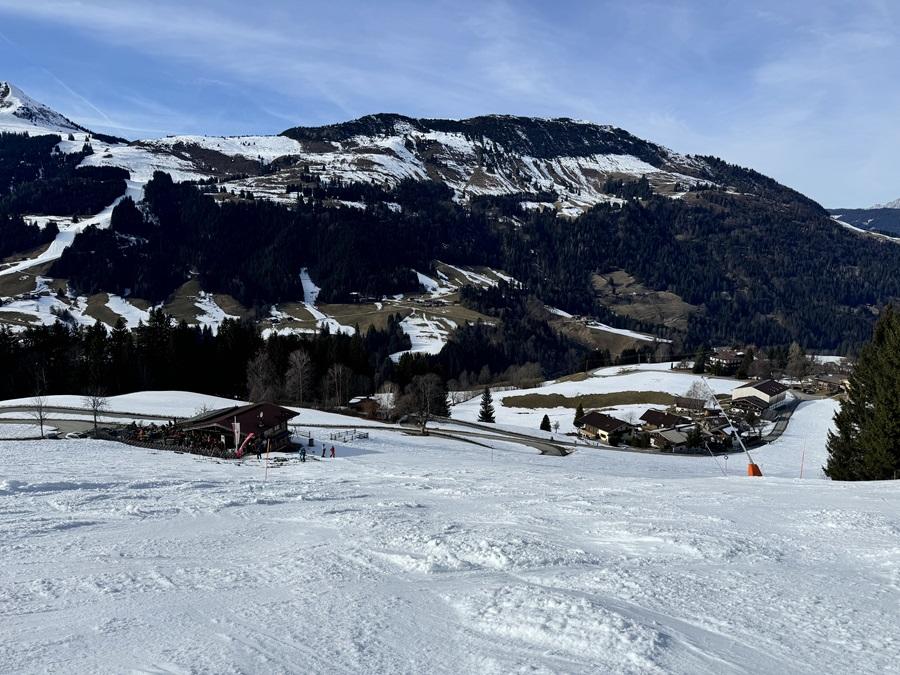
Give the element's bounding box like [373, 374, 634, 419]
[0, 417, 97, 437]
[0, 405, 173, 421]
[761, 401, 799, 443]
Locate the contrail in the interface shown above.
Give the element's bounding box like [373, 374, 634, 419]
[42, 67, 115, 125]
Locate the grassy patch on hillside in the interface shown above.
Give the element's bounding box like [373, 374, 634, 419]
[502, 390, 674, 409]
[85, 293, 123, 326]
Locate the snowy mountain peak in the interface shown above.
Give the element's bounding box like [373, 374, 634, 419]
[872, 197, 900, 209]
[0, 81, 87, 135]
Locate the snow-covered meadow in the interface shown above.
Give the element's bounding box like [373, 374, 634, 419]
[1, 391, 898, 673]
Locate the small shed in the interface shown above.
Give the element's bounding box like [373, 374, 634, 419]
[348, 396, 381, 419]
[650, 428, 689, 451]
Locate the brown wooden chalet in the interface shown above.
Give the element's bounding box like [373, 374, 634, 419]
[639, 409, 690, 430]
[181, 402, 299, 451]
[348, 396, 381, 419]
[579, 411, 630, 443]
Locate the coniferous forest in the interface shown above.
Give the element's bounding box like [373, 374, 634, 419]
[2, 127, 900, 410]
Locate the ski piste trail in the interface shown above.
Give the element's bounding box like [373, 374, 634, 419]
[1, 391, 898, 673]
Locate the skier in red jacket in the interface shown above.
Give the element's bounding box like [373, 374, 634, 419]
[330, 445, 335, 458]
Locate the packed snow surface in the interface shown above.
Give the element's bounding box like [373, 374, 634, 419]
[2, 402, 898, 674]
[0, 423, 56, 439]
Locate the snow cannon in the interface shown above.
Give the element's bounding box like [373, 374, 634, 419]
[747, 463, 763, 477]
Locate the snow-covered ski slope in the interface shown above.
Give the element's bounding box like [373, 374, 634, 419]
[1, 393, 898, 673]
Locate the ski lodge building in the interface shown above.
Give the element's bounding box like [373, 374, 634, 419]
[181, 402, 299, 452]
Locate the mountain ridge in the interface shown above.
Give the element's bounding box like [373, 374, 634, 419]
[872, 197, 900, 209]
[0, 81, 87, 135]
[1, 81, 898, 356]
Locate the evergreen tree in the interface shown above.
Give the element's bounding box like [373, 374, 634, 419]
[540, 414, 551, 432]
[686, 426, 703, 449]
[478, 387, 495, 423]
[826, 307, 900, 480]
[574, 402, 585, 428]
[736, 349, 754, 380]
[692, 346, 708, 374]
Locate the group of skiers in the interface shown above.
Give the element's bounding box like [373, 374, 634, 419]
[298, 444, 336, 463]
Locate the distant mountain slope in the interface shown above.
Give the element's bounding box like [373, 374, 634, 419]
[2, 81, 899, 354]
[828, 208, 900, 236]
[872, 197, 900, 209]
[0, 81, 87, 135]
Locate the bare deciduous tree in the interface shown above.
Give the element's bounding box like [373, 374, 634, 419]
[28, 368, 49, 439]
[684, 380, 707, 400]
[29, 393, 49, 439]
[787, 342, 810, 381]
[83, 390, 109, 433]
[749, 357, 773, 380]
[246, 349, 282, 402]
[376, 381, 399, 418]
[285, 349, 312, 406]
[326, 363, 351, 407]
[398, 373, 448, 433]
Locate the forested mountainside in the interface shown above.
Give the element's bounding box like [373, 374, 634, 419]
[2, 82, 900, 377]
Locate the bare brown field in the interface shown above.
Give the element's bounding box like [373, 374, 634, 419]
[162, 280, 203, 323]
[317, 302, 406, 332]
[212, 294, 248, 319]
[502, 390, 675, 409]
[0, 310, 40, 327]
[1, 241, 53, 266]
[0, 262, 53, 297]
[84, 294, 123, 326]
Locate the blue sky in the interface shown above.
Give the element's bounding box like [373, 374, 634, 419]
[1, 0, 897, 207]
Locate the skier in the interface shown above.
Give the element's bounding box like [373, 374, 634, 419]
[255, 440, 262, 461]
[330, 445, 336, 458]
[322, 446, 326, 458]
[300, 446, 307, 463]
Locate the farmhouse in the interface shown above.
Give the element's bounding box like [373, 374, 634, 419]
[814, 373, 850, 394]
[639, 409, 690, 430]
[579, 411, 630, 443]
[731, 379, 788, 409]
[709, 348, 744, 373]
[181, 402, 299, 452]
[672, 396, 714, 414]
